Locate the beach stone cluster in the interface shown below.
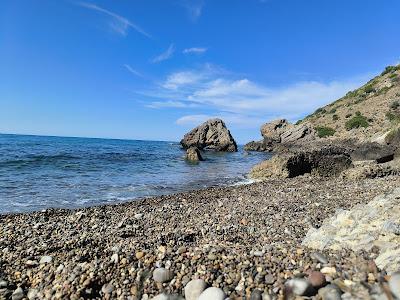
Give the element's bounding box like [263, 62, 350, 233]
[2, 177, 400, 299]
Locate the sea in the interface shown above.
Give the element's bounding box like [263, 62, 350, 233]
[0, 134, 271, 213]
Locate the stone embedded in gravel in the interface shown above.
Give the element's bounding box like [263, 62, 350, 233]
[25, 259, 38, 267]
[0, 280, 8, 288]
[285, 278, 313, 296]
[153, 268, 173, 283]
[152, 293, 184, 300]
[198, 287, 226, 300]
[389, 272, 400, 299]
[308, 271, 326, 288]
[184, 279, 207, 300]
[318, 284, 342, 300]
[250, 289, 262, 300]
[311, 252, 328, 264]
[264, 274, 275, 285]
[39, 255, 52, 264]
[27, 288, 38, 300]
[101, 283, 114, 295]
[11, 287, 24, 300]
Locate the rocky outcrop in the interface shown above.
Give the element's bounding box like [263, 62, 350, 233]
[280, 123, 317, 144]
[246, 119, 317, 152]
[180, 119, 237, 152]
[250, 146, 352, 179]
[185, 147, 203, 162]
[302, 187, 400, 274]
[244, 140, 273, 152]
[350, 142, 394, 163]
[260, 119, 292, 142]
[342, 160, 400, 179]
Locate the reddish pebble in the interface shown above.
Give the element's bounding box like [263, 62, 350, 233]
[308, 271, 326, 288]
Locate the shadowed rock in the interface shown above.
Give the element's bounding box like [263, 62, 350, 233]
[180, 118, 237, 152]
[185, 147, 204, 162]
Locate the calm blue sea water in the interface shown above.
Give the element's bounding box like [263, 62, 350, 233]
[0, 134, 271, 213]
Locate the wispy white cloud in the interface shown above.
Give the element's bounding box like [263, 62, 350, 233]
[151, 44, 175, 63]
[124, 64, 143, 77]
[77, 2, 151, 38]
[141, 66, 371, 127]
[183, 47, 208, 54]
[179, 0, 204, 21]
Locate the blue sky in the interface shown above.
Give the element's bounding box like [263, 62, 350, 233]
[1, 0, 400, 143]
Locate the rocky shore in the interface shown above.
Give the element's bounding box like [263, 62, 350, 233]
[2, 176, 400, 299]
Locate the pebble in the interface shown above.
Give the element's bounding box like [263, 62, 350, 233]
[110, 253, 119, 264]
[27, 288, 38, 299]
[0, 280, 8, 288]
[312, 252, 329, 264]
[151, 294, 184, 300]
[318, 284, 342, 300]
[389, 272, 400, 299]
[184, 279, 207, 300]
[321, 266, 337, 276]
[101, 283, 114, 294]
[250, 289, 262, 300]
[285, 278, 313, 296]
[135, 251, 144, 259]
[308, 271, 326, 288]
[198, 287, 226, 300]
[153, 268, 173, 283]
[39, 255, 52, 264]
[12, 287, 24, 300]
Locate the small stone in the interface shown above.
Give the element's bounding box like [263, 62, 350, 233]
[250, 289, 262, 300]
[134, 213, 143, 219]
[321, 267, 336, 276]
[0, 280, 8, 288]
[264, 274, 275, 285]
[27, 288, 38, 299]
[110, 253, 119, 264]
[184, 279, 207, 300]
[153, 268, 173, 283]
[198, 287, 226, 300]
[152, 294, 184, 300]
[308, 271, 326, 288]
[135, 251, 144, 259]
[25, 260, 38, 267]
[285, 278, 313, 296]
[12, 287, 24, 300]
[311, 252, 328, 264]
[39, 256, 52, 264]
[101, 283, 114, 295]
[318, 284, 342, 300]
[389, 272, 400, 299]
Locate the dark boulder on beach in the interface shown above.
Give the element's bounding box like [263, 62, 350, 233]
[180, 118, 237, 152]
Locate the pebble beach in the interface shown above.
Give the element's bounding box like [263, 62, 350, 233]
[2, 176, 400, 299]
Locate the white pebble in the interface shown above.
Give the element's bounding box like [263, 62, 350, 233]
[198, 287, 226, 300]
[184, 279, 207, 300]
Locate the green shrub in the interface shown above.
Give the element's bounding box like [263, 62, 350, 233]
[377, 86, 391, 95]
[316, 126, 336, 138]
[363, 84, 376, 94]
[345, 113, 369, 130]
[381, 65, 400, 76]
[329, 108, 336, 114]
[295, 120, 302, 125]
[385, 127, 400, 144]
[314, 107, 327, 115]
[346, 90, 358, 98]
[345, 113, 352, 118]
[332, 114, 339, 121]
[390, 100, 400, 110]
[386, 112, 400, 123]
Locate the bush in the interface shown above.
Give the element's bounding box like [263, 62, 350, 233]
[386, 112, 400, 123]
[295, 120, 302, 125]
[332, 114, 339, 121]
[363, 84, 376, 94]
[315, 126, 336, 138]
[345, 113, 369, 130]
[381, 65, 400, 76]
[345, 113, 352, 118]
[314, 107, 327, 115]
[329, 108, 336, 114]
[390, 100, 400, 110]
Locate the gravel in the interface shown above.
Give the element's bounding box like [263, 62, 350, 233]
[1, 176, 400, 299]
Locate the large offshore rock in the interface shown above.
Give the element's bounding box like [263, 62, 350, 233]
[250, 146, 352, 179]
[260, 119, 292, 142]
[180, 119, 237, 152]
[244, 140, 274, 152]
[302, 187, 400, 274]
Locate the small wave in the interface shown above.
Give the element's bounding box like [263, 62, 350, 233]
[0, 154, 79, 168]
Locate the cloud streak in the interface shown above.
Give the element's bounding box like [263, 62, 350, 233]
[78, 2, 151, 38]
[151, 44, 175, 63]
[124, 64, 143, 77]
[183, 47, 208, 54]
[180, 0, 204, 21]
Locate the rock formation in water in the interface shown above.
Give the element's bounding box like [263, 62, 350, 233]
[180, 118, 237, 152]
[185, 147, 203, 162]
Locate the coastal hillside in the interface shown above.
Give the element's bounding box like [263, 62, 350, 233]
[301, 65, 400, 141]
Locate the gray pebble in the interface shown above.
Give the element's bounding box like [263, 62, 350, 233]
[101, 283, 114, 294]
[12, 287, 24, 300]
[151, 294, 184, 300]
[39, 256, 52, 264]
[389, 272, 400, 299]
[184, 279, 207, 300]
[0, 280, 7, 288]
[27, 288, 38, 299]
[318, 284, 342, 300]
[250, 289, 262, 300]
[153, 268, 173, 283]
[285, 278, 312, 296]
[311, 252, 328, 264]
[198, 287, 226, 300]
